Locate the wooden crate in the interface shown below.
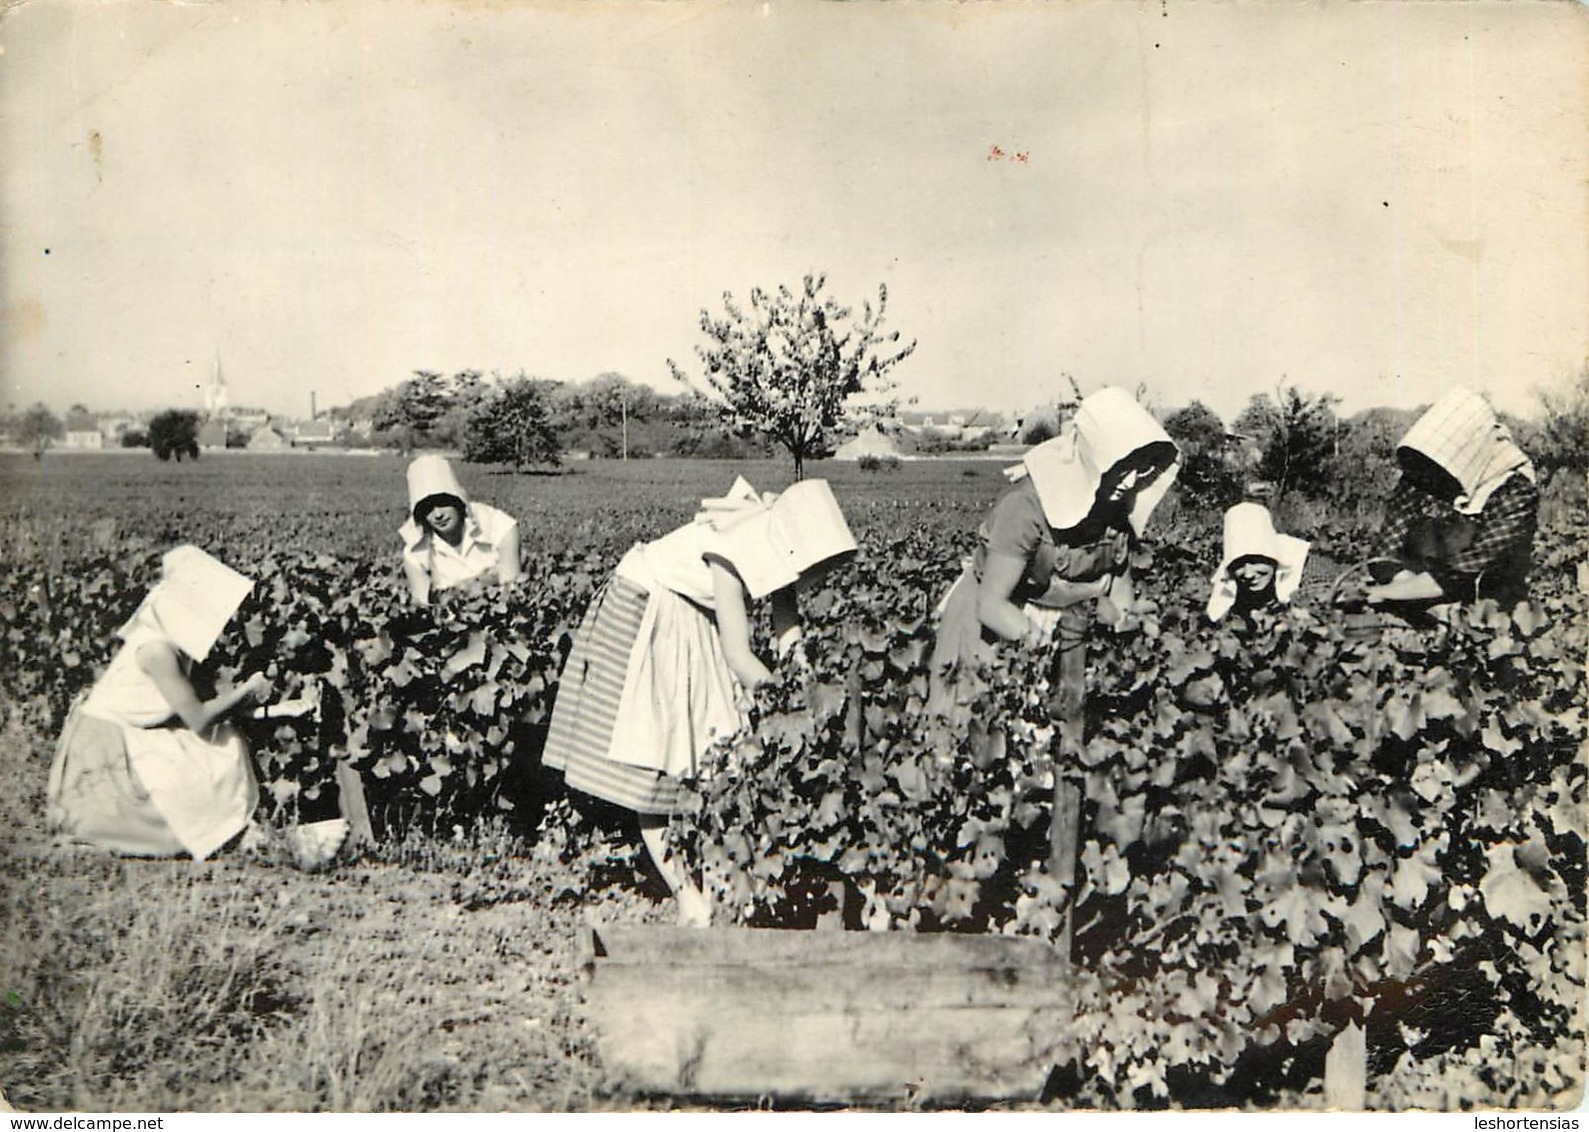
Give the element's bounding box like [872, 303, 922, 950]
[582, 924, 1073, 1102]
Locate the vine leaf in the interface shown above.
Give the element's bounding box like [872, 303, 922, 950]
[1390, 844, 1444, 910]
[1339, 880, 1387, 953]
[1479, 841, 1555, 932]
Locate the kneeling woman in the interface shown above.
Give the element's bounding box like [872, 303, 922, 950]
[400, 454, 523, 606]
[1205, 502, 1310, 625]
[47, 546, 272, 860]
[542, 477, 857, 925]
[1367, 387, 1538, 608]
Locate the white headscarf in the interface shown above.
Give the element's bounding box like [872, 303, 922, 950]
[1206, 503, 1310, 621]
[691, 476, 858, 600]
[400, 454, 473, 548]
[1007, 386, 1181, 535]
[1398, 388, 1536, 515]
[118, 546, 254, 662]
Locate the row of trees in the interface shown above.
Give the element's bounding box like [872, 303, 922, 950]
[358, 370, 772, 470]
[4, 405, 199, 461]
[358, 274, 918, 476]
[10, 270, 1585, 485]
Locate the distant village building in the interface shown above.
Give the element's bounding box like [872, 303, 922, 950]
[59, 406, 104, 449]
[200, 354, 236, 449]
[96, 415, 139, 442]
[63, 429, 105, 450]
[834, 424, 907, 461]
[197, 420, 229, 450]
[246, 424, 290, 451]
[895, 408, 1008, 442]
[229, 408, 271, 431]
[204, 353, 230, 419]
[291, 419, 337, 448]
[890, 408, 1009, 446]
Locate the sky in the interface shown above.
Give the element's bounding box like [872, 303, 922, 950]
[2, 0, 1585, 425]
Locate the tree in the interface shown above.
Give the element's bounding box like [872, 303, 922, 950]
[669, 273, 916, 479]
[372, 371, 451, 455]
[148, 409, 201, 462]
[1531, 362, 1589, 487]
[462, 375, 562, 471]
[64, 403, 96, 432]
[432, 370, 490, 451]
[1016, 375, 1083, 446]
[15, 403, 63, 460]
[549, 373, 664, 459]
[1233, 385, 1340, 502]
[1163, 400, 1242, 506]
[1325, 406, 1418, 506]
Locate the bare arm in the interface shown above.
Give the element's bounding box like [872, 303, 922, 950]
[136, 641, 272, 734]
[709, 560, 775, 689]
[1033, 576, 1114, 609]
[978, 553, 1054, 644]
[1366, 569, 1447, 604]
[495, 524, 523, 586]
[403, 558, 432, 606]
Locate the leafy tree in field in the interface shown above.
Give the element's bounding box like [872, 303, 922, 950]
[1018, 416, 1059, 445]
[15, 403, 63, 460]
[1164, 400, 1224, 453]
[1015, 375, 1083, 446]
[658, 389, 768, 459]
[148, 410, 201, 462]
[462, 375, 562, 471]
[1164, 400, 1242, 506]
[1530, 362, 1589, 488]
[1325, 406, 1418, 507]
[669, 273, 917, 479]
[1233, 385, 1340, 502]
[549, 373, 667, 458]
[120, 428, 148, 449]
[372, 370, 451, 455]
[433, 369, 490, 451]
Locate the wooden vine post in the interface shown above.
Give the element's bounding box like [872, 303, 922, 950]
[1048, 609, 1089, 958]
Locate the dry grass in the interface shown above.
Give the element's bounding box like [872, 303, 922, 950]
[0, 694, 654, 1113]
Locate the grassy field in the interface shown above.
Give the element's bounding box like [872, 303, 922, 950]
[0, 451, 1007, 563]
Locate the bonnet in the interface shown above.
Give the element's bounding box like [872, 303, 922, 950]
[401, 455, 473, 547]
[1014, 386, 1181, 535]
[1206, 502, 1310, 621]
[120, 545, 254, 662]
[1397, 388, 1535, 516]
[695, 477, 858, 600]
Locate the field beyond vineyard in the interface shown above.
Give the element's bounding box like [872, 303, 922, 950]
[0, 452, 1583, 1112]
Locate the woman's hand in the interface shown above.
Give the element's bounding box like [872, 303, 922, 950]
[239, 672, 275, 704]
[1020, 619, 1053, 649]
[1097, 571, 1144, 633]
[1366, 569, 1446, 604]
[139, 645, 275, 734]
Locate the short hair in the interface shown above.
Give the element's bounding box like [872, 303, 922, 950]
[414, 493, 466, 525]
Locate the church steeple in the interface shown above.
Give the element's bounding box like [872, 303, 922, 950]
[204, 351, 229, 419]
